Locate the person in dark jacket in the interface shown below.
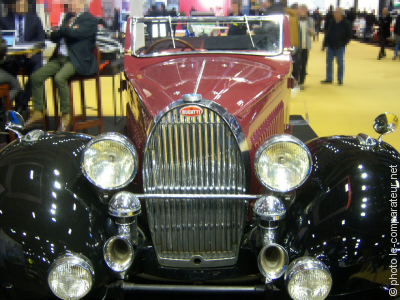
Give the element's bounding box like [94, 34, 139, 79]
[113, 8, 120, 31]
[321, 7, 352, 85]
[378, 7, 391, 59]
[313, 8, 321, 41]
[324, 5, 334, 32]
[346, 7, 356, 34]
[393, 13, 400, 59]
[0, 0, 45, 113]
[27, 0, 98, 131]
[364, 9, 377, 41]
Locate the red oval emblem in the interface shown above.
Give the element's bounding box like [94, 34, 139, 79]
[180, 106, 203, 118]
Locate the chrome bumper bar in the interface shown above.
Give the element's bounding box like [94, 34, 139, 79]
[132, 194, 263, 200]
[109, 281, 266, 294]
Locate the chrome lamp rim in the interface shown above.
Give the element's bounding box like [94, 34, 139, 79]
[254, 134, 313, 193]
[284, 256, 331, 283]
[47, 251, 95, 282]
[81, 132, 139, 191]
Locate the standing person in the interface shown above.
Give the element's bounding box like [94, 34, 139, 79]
[298, 4, 314, 89]
[289, 3, 300, 85]
[346, 7, 356, 37]
[169, 7, 177, 37]
[313, 7, 321, 41]
[393, 13, 400, 59]
[26, 0, 98, 131]
[365, 9, 377, 41]
[0, 0, 45, 114]
[324, 5, 334, 32]
[378, 7, 391, 60]
[321, 7, 352, 85]
[113, 8, 120, 31]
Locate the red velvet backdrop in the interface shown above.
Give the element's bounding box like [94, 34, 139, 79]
[180, 0, 232, 16]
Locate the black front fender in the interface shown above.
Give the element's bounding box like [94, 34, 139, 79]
[0, 133, 110, 298]
[282, 136, 399, 297]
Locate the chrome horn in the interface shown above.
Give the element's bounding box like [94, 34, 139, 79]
[103, 192, 141, 273]
[258, 243, 289, 283]
[373, 112, 398, 143]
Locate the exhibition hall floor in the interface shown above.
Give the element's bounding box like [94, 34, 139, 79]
[291, 36, 400, 150]
[41, 36, 400, 150]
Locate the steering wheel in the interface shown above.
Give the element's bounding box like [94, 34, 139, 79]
[145, 38, 196, 54]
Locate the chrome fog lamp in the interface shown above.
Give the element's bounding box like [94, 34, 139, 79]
[48, 252, 94, 300]
[255, 134, 312, 192]
[81, 133, 138, 190]
[285, 257, 332, 300]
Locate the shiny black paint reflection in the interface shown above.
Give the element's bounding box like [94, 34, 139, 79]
[0, 133, 110, 298]
[282, 136, 399, 297]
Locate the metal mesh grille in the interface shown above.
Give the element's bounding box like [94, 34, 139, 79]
[143, 106, 247, 265]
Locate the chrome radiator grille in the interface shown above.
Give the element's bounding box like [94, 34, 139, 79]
[143, 105, 247, 267]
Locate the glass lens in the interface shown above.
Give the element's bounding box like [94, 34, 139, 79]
[287, 269, 332, 300]
[83, 140, 136, 189]
[257, 142, 310, 191]
[48, 263, 92, 299]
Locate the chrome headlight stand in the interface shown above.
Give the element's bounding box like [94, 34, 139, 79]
[104, 192, 141, 275]
[253, 195, 286, 246]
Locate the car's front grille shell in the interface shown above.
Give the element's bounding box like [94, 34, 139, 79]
[143, 105, 247, 267]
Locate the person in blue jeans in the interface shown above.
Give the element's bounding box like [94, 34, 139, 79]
[321, 8, 352, 85]
[393, 13, 400, 60]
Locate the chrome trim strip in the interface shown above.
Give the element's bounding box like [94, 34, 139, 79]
[131, 194, 261, 200]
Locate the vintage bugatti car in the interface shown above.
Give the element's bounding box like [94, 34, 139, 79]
[0, 14, 399, 300]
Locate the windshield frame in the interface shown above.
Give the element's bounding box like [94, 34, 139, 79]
[130, 15, 284, 58]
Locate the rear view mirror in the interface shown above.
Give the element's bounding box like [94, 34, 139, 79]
[373, 112, 398, 143]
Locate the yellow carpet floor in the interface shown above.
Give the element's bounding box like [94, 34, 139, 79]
[41, 36, 399, 150]
[291, 35, 400, 151]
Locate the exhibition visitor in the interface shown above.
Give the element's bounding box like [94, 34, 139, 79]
[321, 7, 352, 85]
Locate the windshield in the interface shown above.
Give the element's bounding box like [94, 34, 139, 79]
[131, 15, 284, 57]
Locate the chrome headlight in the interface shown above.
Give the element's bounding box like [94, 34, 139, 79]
[48, 253, 94, 300]
[285, 257, 332, 300]
[81, 133, 138, 190]
[254, 134, 312, 192]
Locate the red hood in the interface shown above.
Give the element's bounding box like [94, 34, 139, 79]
[124, 54, 291, 117]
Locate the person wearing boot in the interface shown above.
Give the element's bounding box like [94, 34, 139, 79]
[26, 0, 98, 131]
[378, 7, 391, 60]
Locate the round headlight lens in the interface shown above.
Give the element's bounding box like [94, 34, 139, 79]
[82, 133, 138, 190]
[285, 257, 332, 300]
[48, 253, 94, 300]
[255, 134, 312, 192]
